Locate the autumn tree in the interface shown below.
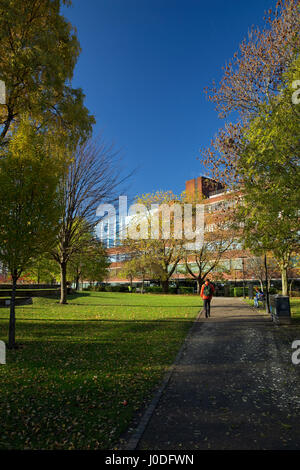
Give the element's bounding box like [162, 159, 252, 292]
[119, 240, 152, 293]
[0, 117, 61, 348]
[236, 55, 300, 295]
[202, 0, 300, 296]
[0, 0, 94, 147]
[246, 256, 279, 291]
[184, 206, 234, 294]
[121, 191, 185, 293]
[203, 0, 299, 186]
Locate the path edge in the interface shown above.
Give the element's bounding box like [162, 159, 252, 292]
[122, 307, 204, 451]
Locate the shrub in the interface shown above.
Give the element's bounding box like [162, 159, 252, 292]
[169, 287, 177, 294]
[289, 291, 300, 298]
[145, 286, 163, 294]
[233, 287, 248, 297]
[103, 284, 134, 292]
[179, 286, 194, 295]
[268, 287, 278, 295]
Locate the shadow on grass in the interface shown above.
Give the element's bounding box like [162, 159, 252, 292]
[66, 303, 202, 308]
[8, 317, 195, 323]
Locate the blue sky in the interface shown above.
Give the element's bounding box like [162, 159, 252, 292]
[62, 0, 274, 199]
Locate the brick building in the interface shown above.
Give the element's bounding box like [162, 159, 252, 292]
[105, 176, 297, 291]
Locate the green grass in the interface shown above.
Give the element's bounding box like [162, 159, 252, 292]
[0, 292, 202, 450]
[290, 298, 300, 319]
[243, 297, 300, 319]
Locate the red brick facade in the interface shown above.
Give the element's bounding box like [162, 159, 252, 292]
[106, 178, 288, 286]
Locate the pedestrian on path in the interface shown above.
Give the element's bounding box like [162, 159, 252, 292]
[254, 287, 264, 308]
[200, 279, 215, 318]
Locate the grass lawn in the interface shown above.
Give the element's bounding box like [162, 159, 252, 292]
[243, 297, 300, 320]
[290, 299, 300, 319]
[0, 291, 202, 450]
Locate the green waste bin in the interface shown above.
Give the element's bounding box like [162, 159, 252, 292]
[270, 295, 291, 324]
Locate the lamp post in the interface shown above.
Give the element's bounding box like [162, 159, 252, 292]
[242, 257, 246, 298]
[264, 254, 271, 313]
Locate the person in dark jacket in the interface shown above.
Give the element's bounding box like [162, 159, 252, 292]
[200, 279, 215, 318]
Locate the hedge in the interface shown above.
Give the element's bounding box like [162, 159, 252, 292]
[231, 287, 248, 297]
[179, 286, 194, 295]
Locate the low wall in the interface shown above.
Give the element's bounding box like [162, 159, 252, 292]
[0, 284, 60, 290]
[0, 297, 33, 307]
[0, 289, 60, 298]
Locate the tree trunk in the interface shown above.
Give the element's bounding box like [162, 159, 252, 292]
[75, 275, 80, 291]
[197, 279, 202, 295]
[289, 279, 294, 296]
[281, 266, 288, 296]
[162, 280, 169, 294]
[141, 276, 145, 294]
[60, 261, 68, 304]
[8, 272, 18, 349]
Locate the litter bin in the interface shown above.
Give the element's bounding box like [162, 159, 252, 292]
[270, 295, 291, 324]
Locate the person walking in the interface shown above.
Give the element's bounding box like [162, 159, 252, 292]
[200, 279, 215, 318]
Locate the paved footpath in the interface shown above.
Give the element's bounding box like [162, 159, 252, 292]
[134, 297, 300, 450]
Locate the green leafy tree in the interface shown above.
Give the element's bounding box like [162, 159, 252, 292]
[0, 117, 61, 348]
[81, 241, 110, 286]
[27, 255, 60, 284]
[69, 239, 109, 289]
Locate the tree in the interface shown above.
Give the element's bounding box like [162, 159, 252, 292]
[123, 191, 185, 294]
[202, 0, 299, 185]
[51, 137, 122, 304]
[0, 117, 61, 348]
[0, 0, 94, 147]
[246, 256, 279, 291]
[69, 239, 109, 289]
[287, 255, 300, 295]
[119, 243, 152, 293]
[184, 208, 234, 294]
[236, 56, 300, 295]
[202, 1, 300, 296]
[27, 254, 60, 284]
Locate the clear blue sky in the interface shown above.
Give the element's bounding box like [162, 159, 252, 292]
[62, 0, 274, 199]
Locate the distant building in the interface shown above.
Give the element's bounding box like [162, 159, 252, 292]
[104, 177, 297, 290]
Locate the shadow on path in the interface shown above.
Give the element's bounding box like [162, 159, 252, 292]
[123, 297, 300, 450]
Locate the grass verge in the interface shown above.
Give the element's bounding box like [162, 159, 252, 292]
[0, 291, 201, 450]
